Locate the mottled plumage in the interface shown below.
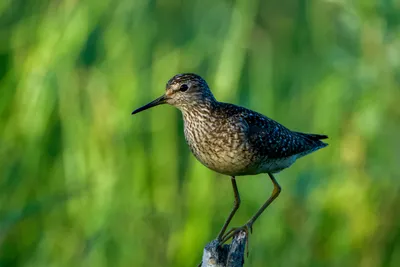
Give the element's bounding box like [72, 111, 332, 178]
[182, 100, 327, 176]
[159, 73, 328, 176]
[132, 73, 328, 246]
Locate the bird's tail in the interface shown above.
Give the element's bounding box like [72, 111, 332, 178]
[294, 131, 329, 153]
[299, 133, 328, 141]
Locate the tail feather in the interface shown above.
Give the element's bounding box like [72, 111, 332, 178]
[301, 133, 328, 141]
[293, 132, 328, 158]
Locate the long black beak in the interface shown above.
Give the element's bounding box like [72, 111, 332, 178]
[132, 95, 167, 115]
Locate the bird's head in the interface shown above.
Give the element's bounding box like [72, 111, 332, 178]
[132, 73, 215, 115]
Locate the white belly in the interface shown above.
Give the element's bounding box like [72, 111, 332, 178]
[259, 156, 298, 173]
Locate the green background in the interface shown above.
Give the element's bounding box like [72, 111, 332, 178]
[1, 0, 400, 266]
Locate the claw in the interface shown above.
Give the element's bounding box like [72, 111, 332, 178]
[218, 222, 253, 256]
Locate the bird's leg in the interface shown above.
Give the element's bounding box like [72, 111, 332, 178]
[220, 173, 281, 247]
[246, 173, 281, 227]
[216, 176, 241, 241]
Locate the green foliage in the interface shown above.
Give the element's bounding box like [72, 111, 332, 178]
[1, 0, 399, 266]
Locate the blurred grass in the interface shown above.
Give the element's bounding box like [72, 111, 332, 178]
[1, 0, 400, 266]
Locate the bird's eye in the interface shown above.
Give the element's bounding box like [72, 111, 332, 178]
[179, 84, 189, 92]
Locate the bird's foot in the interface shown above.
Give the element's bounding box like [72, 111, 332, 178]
[220, 222, 252, 244]
[219, 222, 253, 257]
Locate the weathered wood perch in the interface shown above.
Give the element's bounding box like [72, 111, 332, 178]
[201, 230, 247, 267]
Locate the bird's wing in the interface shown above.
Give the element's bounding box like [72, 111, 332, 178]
[218, 103, 326, 159]
[240, 111, 322, 159]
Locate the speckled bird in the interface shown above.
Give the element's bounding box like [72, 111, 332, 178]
[132, 73, 328, 244]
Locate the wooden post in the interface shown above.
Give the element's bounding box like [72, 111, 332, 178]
[201, 231, 247, 267]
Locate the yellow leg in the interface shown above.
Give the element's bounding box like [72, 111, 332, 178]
[221, 173, 281, 245]
[216, 176, 241, 241]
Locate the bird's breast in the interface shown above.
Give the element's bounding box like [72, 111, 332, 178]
[183, 118, 255, 176]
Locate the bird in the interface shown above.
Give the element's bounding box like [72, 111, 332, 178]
[132, 73, 328, 245]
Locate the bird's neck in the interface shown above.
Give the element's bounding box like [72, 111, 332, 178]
[180, 98, 219, 122]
